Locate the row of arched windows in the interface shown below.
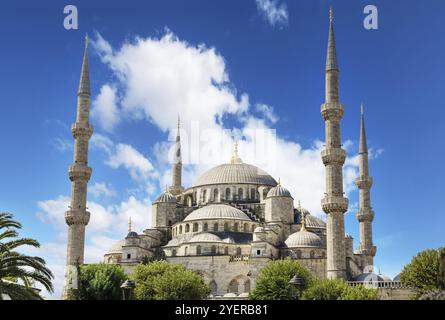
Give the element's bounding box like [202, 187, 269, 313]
[197, 187, 261, 203]
[172, 221, 256, 236]
[172, 245, 242, 257]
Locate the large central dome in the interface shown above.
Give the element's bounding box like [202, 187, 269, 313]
[194, 163, 277, 187]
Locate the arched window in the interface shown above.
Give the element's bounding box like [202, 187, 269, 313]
[238, 188, 243, 200]
[224, 222, 229, 231]
[244, 279, 251, 293]
[202, 190, 207, 202]
[251, 188, 256, 200]
[203, 223, 208, 231]
[213, 223, 218, 231]
[224, 247, 229, 255]
[172, 249, 177, 257]
[209, 280, 217, 294]
[213, 189, 219, 201]
[179, 225, 183, 234]
[234, 223, 239, 232]
[244, 223, 249, 232]
[236, 247, 242, 255]
[228, 279, 239, 294]
[310, 250, 315, 259]
[185, 224, 190, 233]
[263, 189, 268, 199]
[251, 225, 255, 232]
[193, 223, 198, 232]
[196, 245, 201, 255]
[168, 220, 172, 226]
[185, 247, 188, 256]
[225, 188, 231, 200]
[211, 245, 217, 255]
[295, 249, 302, 259]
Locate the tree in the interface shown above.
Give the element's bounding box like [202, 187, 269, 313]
[133, 260, 210, 300]
[400, 248, 444, 297]
[302, 279, 348, 300]
[302, 279, 378, 300]
[249, 259, 313, 300]
[77, 263, 128, 300]
[0, 213, 53, 300]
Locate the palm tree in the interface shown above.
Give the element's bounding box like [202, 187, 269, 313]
[0, 212, 54, 299]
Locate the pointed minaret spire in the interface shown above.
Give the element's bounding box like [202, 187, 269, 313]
[355, 103, 376, 269]
[321, 6, 348, 280]
[169, 116, 183, 195]
[359, 103, 368, 155]
[326, 6, 338, 72]
[78, 33, 91, 96]
[63, 34, 94, 299]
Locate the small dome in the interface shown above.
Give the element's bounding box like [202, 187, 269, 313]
[126, 231, 138, 238]
[154, 191, 177, 204]
[296, 210, 326, 229]
[189, 233, 222, 243]
[183, 204, 251, 222]
[285, 230, 323, 248]
[393, 274, 401, 282]
[107, 240, 125, 254]
[354, 273, 386, 282]
[267, 184, 292, 198]
[164, 238, 180, 247]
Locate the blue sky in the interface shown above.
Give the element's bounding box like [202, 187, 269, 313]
[0, 0, 444, 297]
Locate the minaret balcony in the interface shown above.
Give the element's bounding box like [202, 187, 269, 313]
[356, 209, 375, 222]
[68, 164, 92, 181]
[71, 123, 93, 138]
[321, 102, 344, 121]
[356, 245, 377, 257]
[65, 209, 90, 226]
[321, 148, 346, 165]
[321, 196, 348, 214]
[355, 175, 373, 189]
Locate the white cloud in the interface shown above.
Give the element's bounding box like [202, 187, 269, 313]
[106, 143, 156, 181]
[91, 84, 120, 132]
[92, 31, 249, 134]
[89, 182, 115, 198]
[51, 137, 72, 152]
[255, 0, 289, 28]
[255, 103, 279, 123]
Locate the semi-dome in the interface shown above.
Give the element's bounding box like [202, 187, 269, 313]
[126, 231, 138, 238]
[183, 204, 251, 222]
[267, 183, 292, 198]
[285, 230, 323, 248]
[193, 163, 277, 187]
[189, 233, 222, 243]
[154, 191, 177, 204]
[296, 211, 326, 229]
[107, 240, 125, 254]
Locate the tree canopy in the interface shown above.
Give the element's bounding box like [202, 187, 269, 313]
[0, 212, 53, 300]
[76, 263, 128, 300]
[132, 260, 210, 300]
[400, 247, 445, 297]
[249, 259, 313, 300]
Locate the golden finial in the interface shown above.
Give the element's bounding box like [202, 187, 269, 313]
[230, 139, 242, 164]
[128, 217, 132, 233]
[299, 201, 306, 231]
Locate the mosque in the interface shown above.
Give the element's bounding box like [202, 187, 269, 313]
[63, 9, 383, 298]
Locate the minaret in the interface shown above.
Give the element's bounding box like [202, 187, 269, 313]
[320, 7, 349, 280]
[169, 116, 183, 195]
[355, 104, 376, 268]
[63, 34, 93, 298]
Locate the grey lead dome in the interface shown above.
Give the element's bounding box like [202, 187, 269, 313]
[193, 163, 277, 187]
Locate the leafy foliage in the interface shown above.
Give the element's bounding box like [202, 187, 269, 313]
[302, 278, 378, 300]
[249, 258, 313, 300]
[77, 263, 128, 300]
[133, 260, 210, 300]
[0, 212, 53, 300]
[400, 247, 445, 297]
